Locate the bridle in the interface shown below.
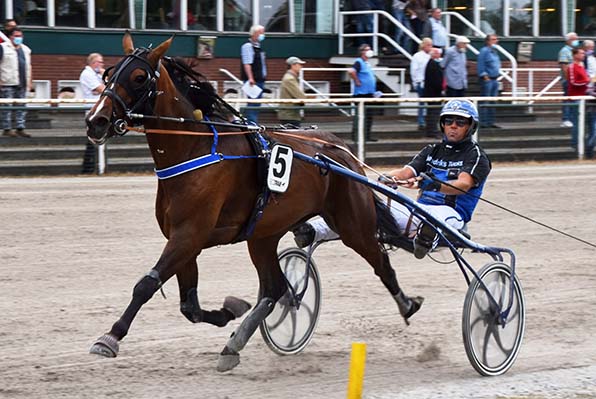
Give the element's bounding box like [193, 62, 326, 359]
[101, 47, 162, 135]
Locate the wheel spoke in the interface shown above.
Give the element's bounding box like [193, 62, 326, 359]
[267, 301, 292, 330]
[490, 322, 514, 355]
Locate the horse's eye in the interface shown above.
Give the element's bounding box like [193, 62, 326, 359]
[135, 75, 147, 83]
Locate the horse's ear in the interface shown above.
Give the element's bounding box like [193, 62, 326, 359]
[123, 30, 134, 55]
[147, 36, 173, 66]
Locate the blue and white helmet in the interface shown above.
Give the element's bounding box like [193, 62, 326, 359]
[439, 99, 479, 136]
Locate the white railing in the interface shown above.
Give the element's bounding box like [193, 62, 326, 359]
[499, 68, 561, 96]
[338, 10, 419, 59]
[218, 95, 594, 160]
[221, 66, 406, 118]
[2, 95, 593, 163]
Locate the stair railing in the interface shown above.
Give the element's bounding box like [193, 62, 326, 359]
[339, 9, 419, 60]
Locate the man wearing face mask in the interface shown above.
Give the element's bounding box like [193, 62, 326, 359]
[442, 35, 469, 97]
[350, 44, 378, 142]
[0, 28, 32, 137]
[558, 32, 579, 128]
[240, 24, 267, 124]
[79, 53, 106, 173]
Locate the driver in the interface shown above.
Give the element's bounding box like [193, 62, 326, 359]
[293, 99, 492, 259]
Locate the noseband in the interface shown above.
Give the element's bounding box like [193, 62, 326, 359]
[102, 47, 162, 134]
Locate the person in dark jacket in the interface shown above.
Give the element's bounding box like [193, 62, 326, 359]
[423, 47, 443, 138]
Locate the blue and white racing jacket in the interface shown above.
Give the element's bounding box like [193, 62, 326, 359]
[406, 138, 492, 223]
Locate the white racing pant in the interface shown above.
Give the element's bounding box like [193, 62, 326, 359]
[309, 201, 465, 242]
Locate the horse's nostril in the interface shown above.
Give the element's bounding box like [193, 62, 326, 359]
[87, 115, 111, 139]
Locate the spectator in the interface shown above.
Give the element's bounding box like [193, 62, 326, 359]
[558, 32, 579, 128]
[567, 48, 590, 150]
[410, 37, 433, 130]
[405, 0, 430, 53]
[79, 53, 106, 173]
[429, 8, 448, 51]
[240, 24, 267, 124]
[79, 53, 105, 100]
[392, 0, 411, 51]
[350, 44, 378, 142]
[278, 56, 307, 127]
[477, 34, 501, 129]
[0, 19, 17, 43]
[442, 35, 469, 97]
[0, 27, 32, 138]
[58, 87, 76, 100]
[583, 40, 596, 78]
[351, 0, 372, 46]
[583, 40, 596, 158]
[422, 47, 443, 138]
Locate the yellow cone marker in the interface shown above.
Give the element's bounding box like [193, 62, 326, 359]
[347, 342, 367, 399]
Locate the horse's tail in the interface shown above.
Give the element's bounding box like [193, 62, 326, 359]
[373, 194, 402, 242]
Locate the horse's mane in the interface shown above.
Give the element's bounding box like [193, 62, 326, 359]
[162, 57, 235, 121]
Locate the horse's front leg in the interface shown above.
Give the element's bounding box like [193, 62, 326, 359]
[89, 238, 198, 358]
[217, 235, 287, 372]
[177, 260, 251, 326]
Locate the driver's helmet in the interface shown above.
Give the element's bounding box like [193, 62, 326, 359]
[439, 99, 479, 136]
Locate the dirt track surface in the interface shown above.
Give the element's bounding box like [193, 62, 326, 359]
[1, 163, 596, 399]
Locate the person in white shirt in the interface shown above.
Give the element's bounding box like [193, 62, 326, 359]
[409, 37, 433, 130]
[79, 53, 105, 100]
[0, 28, 32, 137]
[429, 8, 448, 50]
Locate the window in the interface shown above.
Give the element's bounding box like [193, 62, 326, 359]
[188, 0, 217, 30]
[444, 1, 473, 36]
[56, 0, 88, 27]
[298, 0, 333, 33]
[146, 0, 175, 29]
[509, 0, 532, 36]
[14, 0, 47, 26]
[224, 0, 252, 32]
[479, 0, 502, 36]
[96, 0, 129, 28]
[576, 0, 596, 36]
[260, 0, 288, 32]
[539, 0, 561, 36]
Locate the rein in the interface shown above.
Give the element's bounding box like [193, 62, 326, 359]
[121, 117, 388, 178]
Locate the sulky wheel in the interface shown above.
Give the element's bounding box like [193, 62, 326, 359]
[462, 261, 526, 376]
[259, 248, 322, 355]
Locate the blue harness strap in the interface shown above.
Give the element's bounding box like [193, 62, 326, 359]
[154, 116, 262, 180]
[155, 153, 223, 179]
[152, 119, 272, 243]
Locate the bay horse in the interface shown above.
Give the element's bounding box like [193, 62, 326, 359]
[85, 32, 423, 372]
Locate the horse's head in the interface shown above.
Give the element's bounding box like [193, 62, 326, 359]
[86, 32, 172, 144]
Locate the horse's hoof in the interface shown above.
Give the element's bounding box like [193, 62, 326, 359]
[223, 296, 252, 319]
[89, 334, 119, 358]
[217, 352, 240, 372]
[402, 296, 425, 325]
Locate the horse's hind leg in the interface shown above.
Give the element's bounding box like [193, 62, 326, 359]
[177, 259, 251, 326]
[331, 198, 423, 324]
[217, 236, 287, 372]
